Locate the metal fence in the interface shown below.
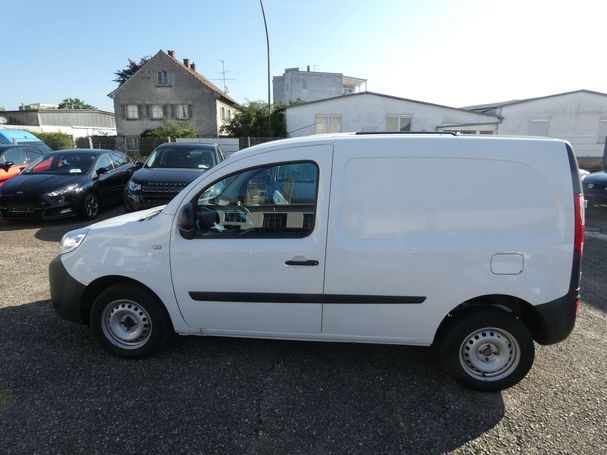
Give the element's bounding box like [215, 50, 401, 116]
[72, 135, 281, 160]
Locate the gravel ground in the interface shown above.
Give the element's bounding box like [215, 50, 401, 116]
[0, 206, 605, 454]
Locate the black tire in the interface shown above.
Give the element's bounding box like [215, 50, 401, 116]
[438, 307, 535, 392]
[89, 283, 173, 358]
[80, 191, 99, 220]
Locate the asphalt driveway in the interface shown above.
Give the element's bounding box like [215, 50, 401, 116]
[0, 206, 605, 454]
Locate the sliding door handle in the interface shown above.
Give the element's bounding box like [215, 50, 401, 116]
[285, 259, 319, 266]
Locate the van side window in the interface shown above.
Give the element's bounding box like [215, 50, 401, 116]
[194, 161, 318, 238]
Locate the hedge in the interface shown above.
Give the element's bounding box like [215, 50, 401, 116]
[31, 132, 74, 150]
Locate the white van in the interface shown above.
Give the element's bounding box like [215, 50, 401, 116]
[50, 133, 584, 391]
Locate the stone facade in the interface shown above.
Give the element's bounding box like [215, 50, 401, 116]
[109, 50, 236, 153]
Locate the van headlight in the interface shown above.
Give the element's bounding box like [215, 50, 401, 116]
[59, 229, 89, 254]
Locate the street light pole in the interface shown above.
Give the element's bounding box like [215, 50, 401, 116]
[260, 0, 271, 135]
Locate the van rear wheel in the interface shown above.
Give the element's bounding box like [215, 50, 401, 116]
[89, 283, 173, 358]
[439, 307, 534, 391]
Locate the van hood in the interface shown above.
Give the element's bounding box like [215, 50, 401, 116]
[87, 206, 167, 230]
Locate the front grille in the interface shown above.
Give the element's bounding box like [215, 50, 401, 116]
[142, 181, 188, 194]
[0, 196, 40, 212]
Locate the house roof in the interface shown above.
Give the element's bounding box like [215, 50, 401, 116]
[285, 91, 499, 119]
[462, 89, 607, 112]
[107, 50, 236, 105]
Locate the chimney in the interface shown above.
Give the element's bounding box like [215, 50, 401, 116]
[307, 65, 310, 72]
[183, 58, 189, 67]
[167, 50, 175, 58]
[190, 62, 196, 72]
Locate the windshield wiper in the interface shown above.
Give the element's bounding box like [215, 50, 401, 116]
[138, 209, 163, 221]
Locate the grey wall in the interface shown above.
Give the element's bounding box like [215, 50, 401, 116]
[496, 91, 607, 157]
[112, 52, 221, 138]
[274, 70, 344, 104]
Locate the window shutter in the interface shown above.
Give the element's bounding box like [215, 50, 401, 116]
[162, 105, 168, 118]
[170, 104, 175, 119]
[137, 105, 144, 119]
[188, 105, 193, 119]
[120, 105, 126, 119]
[145, 104, 151, 119]
[157, 72, 162, 85]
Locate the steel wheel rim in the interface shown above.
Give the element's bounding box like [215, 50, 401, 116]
[101, 299, 152, 350]
[459, 327, 520, 382]
[86, 193, 98, 218]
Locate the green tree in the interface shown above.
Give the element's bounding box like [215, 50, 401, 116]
[141, 118, 197, 138]
[219, 99, 303, 138]
[58, 98, 96, 110]
[114, 56, 151, 86]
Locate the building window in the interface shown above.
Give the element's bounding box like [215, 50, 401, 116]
[598, 119, 607, 143]
[302, 79, 307, 89]
[221, 107, 226, 120]
[151, 105, 163, 119]
[157, 70, 171, 87]
[227, 109, 232, 120]
[528, 119, 549, 136]
[315, 115, 342, 134]
[176, 104, 191, 119]
[126, 104, 139, 120]
[126, 136, 139, 152]
[386, 115, 412, 132]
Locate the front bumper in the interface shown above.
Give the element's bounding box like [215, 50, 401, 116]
[49, 255, 87, 324]
[0, 197, 82, 220]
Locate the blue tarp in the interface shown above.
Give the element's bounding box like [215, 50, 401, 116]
[0, 129, 43, 144]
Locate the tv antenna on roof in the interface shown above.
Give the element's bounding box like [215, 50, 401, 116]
[211, 59, 236, 94]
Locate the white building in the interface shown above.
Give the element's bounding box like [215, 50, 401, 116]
[274, 67, 366, 105]
[466, 90, 607, 158]
[286, 92, 499, 137]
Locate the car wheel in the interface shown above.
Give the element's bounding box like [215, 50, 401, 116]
[89, 283, 173, 358]
[439, 307, 534, 391]
[80, 191, 99, 220]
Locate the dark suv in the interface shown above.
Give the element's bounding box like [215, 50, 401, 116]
[124, 143, 225, 212]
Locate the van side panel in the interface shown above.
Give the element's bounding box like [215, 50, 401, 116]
[323, 137, 574, 344]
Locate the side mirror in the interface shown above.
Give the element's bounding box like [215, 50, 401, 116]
[197, 206, 219, 230]
[177, 203, 196, 239]
[134, 161, 144, 169]
[0, 161, 15, 172]
[96, 167, 109, 175]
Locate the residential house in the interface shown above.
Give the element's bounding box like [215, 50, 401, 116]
[108, 50, 237, 153]
[285, 92, 499, 137]
[273, 67, 367, 105]
[465, 89, 607, 160]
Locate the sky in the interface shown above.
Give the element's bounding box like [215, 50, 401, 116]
[2, 0, 606, 112]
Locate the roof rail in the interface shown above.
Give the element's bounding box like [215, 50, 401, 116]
[355, 131, 460, 136]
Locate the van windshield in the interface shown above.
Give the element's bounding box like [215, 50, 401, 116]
[145, 147, 216, 170]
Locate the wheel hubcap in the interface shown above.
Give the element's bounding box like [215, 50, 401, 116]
[101, 299, 152, 350]
[86, 194, 98, 217]
[459, 327, 520, 381]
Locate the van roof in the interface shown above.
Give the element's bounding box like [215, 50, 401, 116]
[230, 132, 566, 160]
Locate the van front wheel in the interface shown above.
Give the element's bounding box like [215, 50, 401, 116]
[439, 308, 535, 391]
[89, 283, 173, 358]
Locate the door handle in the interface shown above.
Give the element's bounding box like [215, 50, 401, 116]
[285, 259, 319, 266]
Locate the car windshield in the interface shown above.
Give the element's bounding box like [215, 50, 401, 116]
[145, 147, 216, 170]
[23, 153, 96, 175]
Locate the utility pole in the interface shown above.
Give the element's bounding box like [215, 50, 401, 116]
[260, 0, 271, 135]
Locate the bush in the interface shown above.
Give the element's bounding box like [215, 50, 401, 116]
[141, 118, 197, 139]
[32, 132, 74, 150]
